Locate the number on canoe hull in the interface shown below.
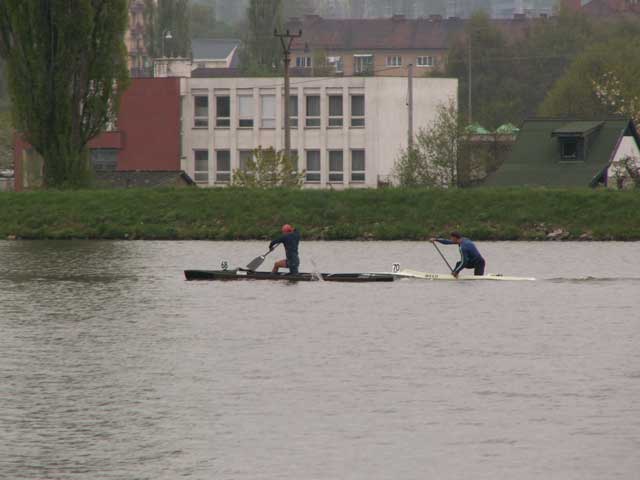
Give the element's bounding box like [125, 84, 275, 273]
[392, 263, 401, 273]
[221, 261, 229, 271]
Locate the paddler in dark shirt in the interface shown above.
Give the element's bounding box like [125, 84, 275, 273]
[431, 231, 485, 277]
[269, 224, 301, 274]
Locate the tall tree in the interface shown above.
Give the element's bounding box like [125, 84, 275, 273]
[282, 0, 317, 19]
[0, 0, 129, 187]
[241, 0, 282, 75]
[445, 11, 517, 129]
[144, 0, 191, 58]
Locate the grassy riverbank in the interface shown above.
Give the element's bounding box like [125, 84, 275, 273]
[1, 188, 639, 240]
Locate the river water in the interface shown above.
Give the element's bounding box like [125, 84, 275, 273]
[1, 240, 639, 480]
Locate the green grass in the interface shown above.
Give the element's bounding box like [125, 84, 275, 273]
[1, 187, 639, 240]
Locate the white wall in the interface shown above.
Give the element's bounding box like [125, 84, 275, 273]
[180, 76, 457, 188]
[608, 135, 640, 189]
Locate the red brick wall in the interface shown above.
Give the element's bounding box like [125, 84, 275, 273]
[116, 77, 181, 171]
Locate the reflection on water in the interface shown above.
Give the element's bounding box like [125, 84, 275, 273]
[1, 241, 640, 480]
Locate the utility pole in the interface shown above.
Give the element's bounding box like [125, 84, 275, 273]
[468, 33, 472, 125]
[407, 63, 414, 150]
[274, 29, 302, 162]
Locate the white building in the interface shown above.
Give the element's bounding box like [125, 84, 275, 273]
[156, 60, 457, 188]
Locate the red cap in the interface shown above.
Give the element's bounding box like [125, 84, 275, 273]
[282, 224, 294, 233]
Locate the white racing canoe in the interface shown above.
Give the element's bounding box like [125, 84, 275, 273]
[393, 268, 536, 282]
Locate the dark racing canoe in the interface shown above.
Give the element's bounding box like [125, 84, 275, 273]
[184, 269, 394, 283]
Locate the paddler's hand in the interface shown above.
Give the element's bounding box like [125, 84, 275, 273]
[429, 237, 436, 243]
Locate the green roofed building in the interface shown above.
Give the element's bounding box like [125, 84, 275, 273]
[485, 118, 640, 188]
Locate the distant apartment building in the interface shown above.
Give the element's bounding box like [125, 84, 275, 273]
[153, 58, 458, 188]
[126, 0, 154, 77]
[286, 15, 537, 77]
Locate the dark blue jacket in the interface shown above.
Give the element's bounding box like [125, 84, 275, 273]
[270, 230, 301, 264]
[436, 237, 484, 274]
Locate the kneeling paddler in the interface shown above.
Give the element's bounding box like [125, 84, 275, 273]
[269, 224, 301, 274]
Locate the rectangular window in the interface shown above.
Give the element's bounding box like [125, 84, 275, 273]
[238, 95, 254, 128]
[328, 95, 343, 127]
[194, 149, 209, 183]
[351, 95, 365, 127]
[327, 56, 344, 73]
[417, 56, 434, 67]
[351, 150, 365, 182]
[216, 150, 231, 183]
[306, 95, 320, 128]
[329, 150, 344, 183]
[239, 150, 254, 171]
[354, 54, 373, 75]
[386, 55, 402, 67]
[561, 140, 579, 160]
[296, 56, 312, 68]
[91, 149, 118, 171]
[216, 96, 230, 127]
[305, 150, 321, 183]
[194, 95, 209, 128]
[285, 95, 298, 128]
[261, 95, 276, 129]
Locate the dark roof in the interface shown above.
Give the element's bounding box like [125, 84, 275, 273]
[286, 15, 535, 51]
[192, 38, 240, 60]
[94, 171, 195, 189]
[485, 118, 639, 187]
[551, 121, 603, 137]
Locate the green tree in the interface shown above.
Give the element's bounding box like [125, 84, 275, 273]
[240, 0, 282, 75]
[190, 2, 239, 39]
[445, 11, 517, 129]
[539, 36, 640, 119]
[282, 0, 317, 18]
[0, 0, 130, 187]
[393, 99, 468, 188]
[232, 147, 304, 188]
[144, 0, 191, 58]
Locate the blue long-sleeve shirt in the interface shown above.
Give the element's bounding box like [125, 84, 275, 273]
[270, 230, 301, 262]
[435, 237, 484, 274]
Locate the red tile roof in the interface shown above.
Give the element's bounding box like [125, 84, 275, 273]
[287, 15, 536, 52]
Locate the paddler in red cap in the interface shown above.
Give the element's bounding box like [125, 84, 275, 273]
[269, 224, 301, 274]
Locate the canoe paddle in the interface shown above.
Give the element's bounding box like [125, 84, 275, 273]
[431, 241, 455, 275]
[246, 248, 273, 271]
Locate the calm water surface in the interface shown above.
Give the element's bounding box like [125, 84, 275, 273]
[1, 240, 639, 480]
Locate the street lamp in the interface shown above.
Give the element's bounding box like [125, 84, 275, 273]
[162, 30, 173, 58]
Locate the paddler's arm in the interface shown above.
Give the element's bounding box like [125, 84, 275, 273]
[269, 235, 285, 250]
[430, 237, 455, 245]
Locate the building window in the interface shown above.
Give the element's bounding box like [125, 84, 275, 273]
[239, 150, 253, 171]
[328, 95, 343, 127]
[329, 150, 344, 183]
[354, 54, 373, 75]
[306, 95, 320, 128]
[327, 56, 344, 74]
[194, 95, 209, 128]
[351, 150, 365, 182]
[305, 150, 321, 183]
[561, 140, 579, 160]
[216, 96, 230, 127]
[91, 149, 118, 171]
[216, 150, 231, 183]
[238, 95, 254, 128]
[417, 56, 434, 67]
[296, 56, 312, 68]
[194, 149, 209, 183]
[285, 95, 298, 128]
[386, 55, 402, 67]
[351, 95, 365, 127]
[261, 95, 276, 129]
